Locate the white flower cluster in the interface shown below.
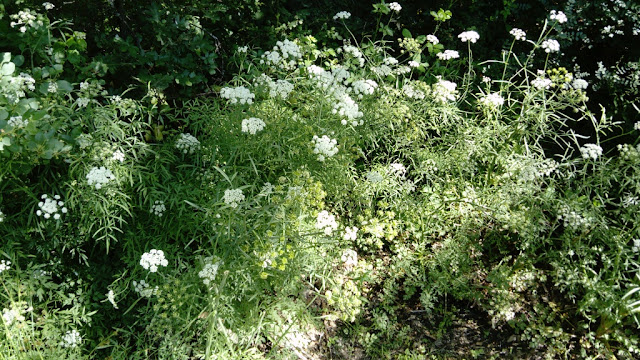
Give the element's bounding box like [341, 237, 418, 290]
[198, 257, 221, 286]
[541, 39, 560, 53]
[47, 82, 58, 94]
[106, 289, 118, 309]
[431, 78, 458, 103]
[343, 226, 358, 241]
[617, 144, 640, 162]
[389, 162, 407, 176]
[111, 150, 125, 162]
[133, 280, 158, 298]
[635, 121, 640, 131]
[8, 115, 28, 128]
[223, 188, 245, 208]
[140, 249, 168, 273]
[260, 39, 302, 70]
[4, 73, 36, 104]
[621, 194, 639, 208]
[10, 9, 43, 33]
[333, 11, 351, 20]
[150, 200, 166, 217]
[76, 97, 90, 108]
[341, 45, 365, 67]
[478, 92, 505, 109]
[268, 79, 294, 99]
[408, 60, 420, 68]
[61, 330, 82, 348]
[557, 205, 594, 230]
[237, 45, 249, 53]
[241, 117, 266, 134]
[571, 79, 588, 90]
[550, 10, 567, 24]
[532, 75, 552, 90]
[341, 249, 358, 270]
[0, 260, 10, 273]
[388, 2, 402, 12]
[86, 166, 115, 189]
[510, 28, 526, 41]
[371, 64, 393, 77]
[2, 305, 26, 326]
[332, 90, 363, 125]
[384, 57, 399, 66]
[220, 86, 255, 105]
[633, 239, 640, 252]
[403, 84, 425, 99]
[0, 209, 4, 223]
[436, 50, 460, 61]
[175, 133, 201, 154]
[579, 143, 603, 160]
[458, 30, 480, 43]
[36, 194, 68, 220]
[350, 80, 377, 99]
[312, 135, 338, 161]
[365, 170, 384, 183]
[43, 2, 55, 10]
[316, 210, 338, 235]
[426, 34, 439, 44]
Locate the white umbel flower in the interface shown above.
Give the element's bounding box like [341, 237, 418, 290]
[140, 249, 168, 273]
[150, 200, 166, 217]
[541, 39, 560, 53]
[61, 330, 82, 348]
[333, 11, 351, 20]
[316, 210, 338, 235]
[312, 135, 338, 161]
[509, 28, 526, 41]
[458, 30, 480, 43]
[478, 92, 505, 109]
[436, 50, 460, 60]
[550, 10, 567, 24]
[241, 117, 266, 134]
[198, 257, 222, 286]
[36, 194, 68, 220]
[86, 166, 116, 189]
[580, 144, 603, 160]
[220, 86, 255, 105]
[175, 133, 201, 154]
[223, 188, 245, 208]
[388, 2, 402, 12]
[432, 78, 458, 103]
[0, 260, 10, 273]
[343, 227, 358, 241]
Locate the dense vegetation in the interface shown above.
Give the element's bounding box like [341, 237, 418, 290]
[1, 1, 639, 359]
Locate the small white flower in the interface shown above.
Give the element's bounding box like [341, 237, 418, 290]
[634, 121, 640, 131]
[237, 46, 249, 53]
[198, 257, 222, 286]
[389, 2, 402, 12]
[509, 28, 526, 41]
[0, 210, 4, 223]
[241, 117, 266, 134]
[426, 34, 439, 45]
[8, 115, 28, 128]
[436, 50, 459, 60]
[478, 92, 505, 109]
[550, 10, 567, 24]
[408, 60, 420, 68]
[580, 143, 603, 160]
[150, 200, 166, 217]
[316, 210, 338, 235]
[43, 2, 55, 10]
[312, 135, 338, 161]
[541, 39, 560, 53]
[175, 133, 201, 154]
[106, 290, 118, 309]
[341, 249, 358, 269]
[572, 79, 588, 90]
[76, 97, 90, 108]
[223, 188, 245, 208]
[333, 11, 351, 20]
[47, 82, 58, 93]
[61, 330, 82, 348]
[111, 150, 125, 162]
[431, 77, 458, 103]
[343, 227, 358, 241]
[0, 260, 10, 273]
[36, 194, 68, 220]
[532, 75, 552, 90]
[633, 239, 640, 252]
[139, 249, 168, 273]
[86, 166, 116, 189]
[220, 86, 255, 105]
[133, 280, 159, 298]
[458, 30, 480, 43]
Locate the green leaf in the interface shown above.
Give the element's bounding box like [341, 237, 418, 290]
[12, 55, 24, 67]
[0, 137, 10, 151]
[1, 62, 15, 76]
[0, 109, 8, 121]
[402, 29, 412, 38]
[57, 80, 73, 92]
